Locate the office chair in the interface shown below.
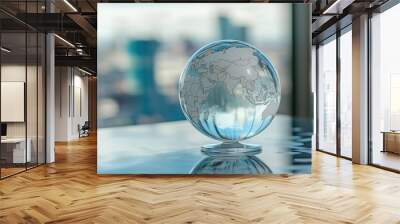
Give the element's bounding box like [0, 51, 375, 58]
[79, 121, 90, 138]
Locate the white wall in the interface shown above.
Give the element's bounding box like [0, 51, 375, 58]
[71, 73, 89, 138]
[1, 82, 25, 122]
[55, 66, 69, 141]
[1, 65, 36, 138]
[55, 67, 89, 141]
[1, 65, 26, 141]
[1, 63, 46, 164]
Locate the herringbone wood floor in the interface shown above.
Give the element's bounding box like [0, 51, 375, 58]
[1, 135, 400, 224]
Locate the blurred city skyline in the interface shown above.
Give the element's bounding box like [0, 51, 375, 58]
[98, 4, 292, 44]
[98, 4, 294, 128]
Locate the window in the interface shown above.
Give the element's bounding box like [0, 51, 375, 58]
[316, 27, 353, 159]
[370, 3, 400, 171]
[339, 29, 352, 158]
[317, 36, 337, 154]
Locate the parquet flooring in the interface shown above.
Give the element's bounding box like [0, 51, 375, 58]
[1, 135, 400, 223]
[1, 167, 26, 178]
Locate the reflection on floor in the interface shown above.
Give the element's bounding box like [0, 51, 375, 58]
[0, 167, 25, 177]
[0, 162, 42, 178]
[341, 147, 352, 158]
[373, 150, 400, 171]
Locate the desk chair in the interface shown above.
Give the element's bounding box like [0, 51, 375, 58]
[79, 121, 90, 138]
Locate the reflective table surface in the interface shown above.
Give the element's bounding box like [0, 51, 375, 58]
[98, 115, 312, 175]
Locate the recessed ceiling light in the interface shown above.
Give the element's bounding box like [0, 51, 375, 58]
[78, 67, 93, 76]
[54, 34, 75, 48]
[1, 47, 11, 53]
[63, 0, 78, 12]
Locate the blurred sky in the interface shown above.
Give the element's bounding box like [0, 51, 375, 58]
[97, 3, 293, 127]
[98, 4, 291, 44]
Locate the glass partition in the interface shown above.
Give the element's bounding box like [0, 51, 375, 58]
[1, 30, 28, 177]
[38, 32, 45, 165]
[0, 1, 46, 179]
[27, 30, 38, 169]
[26, 0, 46, 169]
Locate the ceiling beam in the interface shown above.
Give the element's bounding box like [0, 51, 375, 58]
[12, 13, 83, 32]
[67, 13, 97, 46]
[322, 0, 356, 14]
[55, 55, 96, 72]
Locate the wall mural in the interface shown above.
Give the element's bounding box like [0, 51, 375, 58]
[97, 3, 313, 175]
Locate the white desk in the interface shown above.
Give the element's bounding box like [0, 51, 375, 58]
[382, 131, 400, 154]
[1, 138, 31, 163]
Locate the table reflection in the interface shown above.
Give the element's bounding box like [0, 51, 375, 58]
[98, 116, 313, 174]
[191, 154, 272, 174]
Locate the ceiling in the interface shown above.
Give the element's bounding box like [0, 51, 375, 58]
[0, 0, 392, 74]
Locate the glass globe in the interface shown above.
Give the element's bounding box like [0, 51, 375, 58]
[179, 40, 281, 156]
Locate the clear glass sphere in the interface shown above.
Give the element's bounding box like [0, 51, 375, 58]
[179, 40, 280, 146]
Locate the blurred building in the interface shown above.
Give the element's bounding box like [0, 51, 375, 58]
[218, 15, 248, 41]
[125, 39, 184, 124]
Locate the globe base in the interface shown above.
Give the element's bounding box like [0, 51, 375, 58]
[201, 142, 261, 157]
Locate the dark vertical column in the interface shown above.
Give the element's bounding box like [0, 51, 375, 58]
[25, 0, 28, 171]
[44, 0, 47, 164]
[69, 69, 71, 118]
[44, 23, 47, 164]
[367, 12, 372, 165]
[292, 4, 313, 120]
[291, 4, 313, 170]
[336, 28, 341, 157]
[88, 77, 97, 132]
[316, 44, 320, 150]
[70, 67, 75, 117]
[0, 18, 2, 179]
[36, 0, 39, 167]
